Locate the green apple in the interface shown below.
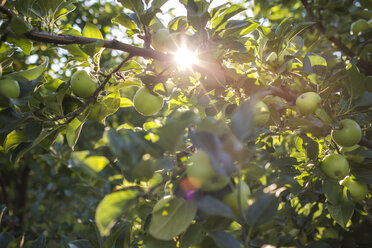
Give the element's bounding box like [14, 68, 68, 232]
[351, 19, 370, 35]
[332, 119, 362, 147]
[341, 177, 368, 202]
[222, 181, 251, 216]
[71, 70, 97, 98]
[133, 87, 163, 116]
[321, 154, 349, 180]
[186, 150, 230, 192]
[151, 29, 170, 53]
[0, 78, 20, 98]
[296, 92, 321, 115]
[253, 100, 270, 126]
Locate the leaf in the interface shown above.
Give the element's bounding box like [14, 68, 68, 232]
[103, 223, 130, 248]
[210, 231, 241, 248]
[285, 22, 315, 43]
[327, 188, 354, 229]
[245, 193, 279, 227]
[230, 99, 254, 141]
[30, 235, 46, 248]
[345, 64, 367, 99]
[322, 179, 343, 205]
[149, 196, 197, 240]
[0, 233, 15, 248]
[6, 58, 49, 82]
[300, 135, 319, 161]
[7, 37, 33, 55]
[66, 115, 87, 150]
[197, 195, 234, 218]
[87, 94, 120, 124]
[275, 17, 293, 37]
[112, 13, 137, 29]
[211, 5, 245, 31]
[4, 130, 28, 152]
[95, 189, 139, 236]
[68, 240, 92, 248]
[156, 111, 194, 153]
[181, 224, 205, 247]
[82, 22, 103, 40]
[303, 53, 327, 79]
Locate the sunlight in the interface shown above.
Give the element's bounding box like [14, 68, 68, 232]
[173, 47, 199, 70]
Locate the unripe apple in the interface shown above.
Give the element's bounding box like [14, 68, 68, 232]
[253, 100, 270, 126]
[332, 119, 362, 147]
[351, 19, 369, 35]
[0, 78, 20, 98]
[71, 70, 97, 98]
[186, 150, 230, 192]
[222, 181, 251, 216]
[341, 177, 368, 202]
[321, 154, 349, 180]
[133, 87, 163, 116]
[151, 29, 170, 53]
[296, 92, 321, 115]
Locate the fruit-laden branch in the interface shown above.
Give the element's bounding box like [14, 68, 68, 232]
[52, 54, 133, 123]
[300, 0, 371, 75]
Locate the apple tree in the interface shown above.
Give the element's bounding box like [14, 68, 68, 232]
[0, 0, 372, 247]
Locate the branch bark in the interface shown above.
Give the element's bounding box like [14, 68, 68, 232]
[300, 0, 371, 75]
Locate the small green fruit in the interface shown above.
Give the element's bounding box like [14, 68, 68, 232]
[332, 119, 362, 147]
[0, 78, 20, 98]
[351, 19, 370, 35]
[133, 87, 163, 116]
[71, 70, 97, 98]
[296, 92, 321, 115]
[222, 181, 251, 216]
[321, 154, 349, 180]
[186, 150, 230, 192]
[253, 100, 270, 126]
[341, 177, 368, 202]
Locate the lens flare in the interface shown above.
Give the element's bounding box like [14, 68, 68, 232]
[173, 47, 199, 70]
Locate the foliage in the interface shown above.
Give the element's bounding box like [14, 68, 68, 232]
[0, 0, 372, 247]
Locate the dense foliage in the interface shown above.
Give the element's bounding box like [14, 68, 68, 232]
[0, 0, 372, 247]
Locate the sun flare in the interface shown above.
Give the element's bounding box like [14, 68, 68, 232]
[173, 47, 199, 70]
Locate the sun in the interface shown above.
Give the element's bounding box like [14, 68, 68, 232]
[172, 47, 199, 70]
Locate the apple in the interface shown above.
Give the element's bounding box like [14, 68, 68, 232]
[321, 154, 349, 180]
[351, 19, 370, 35]
[222, 181, 251, 216]
[341, 177, 368, 202]
[151, 29, 170, 53]
[0, 78, 20, 98]
[253, 100, 270, 126]
[71, 70, 97, 98]
[133, 87, 163, 116]
[332, 119, 362, 147]
[186, 150, 230, 192]
[296, 92, 321, 115]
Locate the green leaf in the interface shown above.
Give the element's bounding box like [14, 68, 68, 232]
[345, 64, 368, 99]
[245, 193, 279, 227]
[327, 188, 354, 229]
[149, 196, 197, 240]
[300, 135, 319, 161]
[197, 196, 234, 218]
[0, 233, 15, 248]
[230, 100, 254, 141]
[95, 189, 139, 236]
[4, 130, 28, 152]
[103, 223, 130, 248]
[29, 235, 46, 248]
[275, 17, 293, 37]
[7, 37, 33, 55]
[285, 22, 315, 43]
[71, 152, 109, 174]
[211, 5, 245, 31]
[87, 94, 120, 123]
[82, 22, 103, 40]
[181, 224, 205, 247]
[210, 231, 241, 248]
[322, 179, 343, 205]
[7, 58, 49, 82]
[66, 115, 87, 150]
[112, 13, 137, 29]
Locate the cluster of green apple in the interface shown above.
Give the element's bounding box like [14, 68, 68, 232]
[0, 77, 20, 98]
[186, 149, 251, 216]
[295, 91, 368, 202]
[351, 19, 372, 35]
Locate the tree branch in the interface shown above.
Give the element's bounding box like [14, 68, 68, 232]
[300, 0, 371, 75]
